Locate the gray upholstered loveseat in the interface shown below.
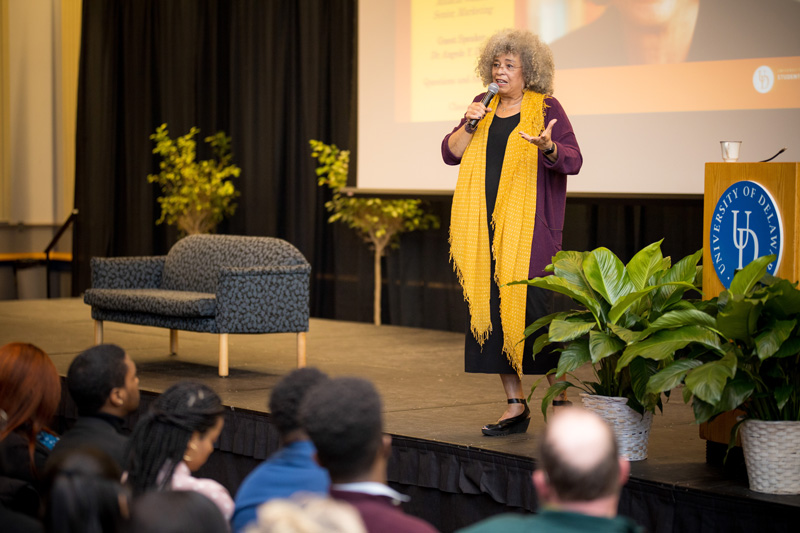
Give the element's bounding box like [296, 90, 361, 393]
[83, 234, 310, 376]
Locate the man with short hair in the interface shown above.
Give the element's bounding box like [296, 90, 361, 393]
[300, 377, 438, 533]
[231, 367, 331, 533]
[49, 344, 139, 469]
[458, 407, 642, 532]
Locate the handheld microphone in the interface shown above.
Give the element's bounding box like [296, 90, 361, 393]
[466, 83, 499, 129]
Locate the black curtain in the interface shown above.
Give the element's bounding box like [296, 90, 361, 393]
[73, 0, 356, 316]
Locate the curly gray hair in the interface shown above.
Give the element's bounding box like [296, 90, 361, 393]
[476, 29, 554, 95]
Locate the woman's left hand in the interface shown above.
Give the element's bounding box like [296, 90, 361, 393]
[520, 118, 557, 151]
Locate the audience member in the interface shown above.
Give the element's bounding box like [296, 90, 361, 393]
[232, 368, 331, 532]
[243, 494, 366, 533]
[122, 490, 229, 533]
[0, 502, 44, 533]
[0, 342, 61, 518]
[300, 377, 438, 533]
[457, 407, 643, 532]
[125, 381, 234, 520]
[49, 344, 140, 470]
[42, 447, 130, 533]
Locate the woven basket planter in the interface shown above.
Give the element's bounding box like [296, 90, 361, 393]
[580, 394, 653, 461]
[740, 419, 800, 494]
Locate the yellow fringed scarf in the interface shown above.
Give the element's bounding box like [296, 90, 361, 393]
[450, 91, 546, 377]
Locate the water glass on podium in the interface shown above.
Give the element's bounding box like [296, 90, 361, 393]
[720, 141, 741, 162]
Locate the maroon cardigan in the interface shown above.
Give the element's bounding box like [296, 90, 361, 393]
[442, 95, 583, 278]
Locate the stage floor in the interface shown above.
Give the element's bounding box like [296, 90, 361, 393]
[3, 298, 799, 530]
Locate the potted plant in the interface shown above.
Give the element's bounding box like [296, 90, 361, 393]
[515, 240, 706, 460]
[148, 123, 241, 235]
[646, 255, 800, 493]
[309, 140, 439, 326]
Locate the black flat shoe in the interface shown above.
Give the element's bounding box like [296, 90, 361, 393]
[482, 399, 531, 437]
[552, 399, 573, 408]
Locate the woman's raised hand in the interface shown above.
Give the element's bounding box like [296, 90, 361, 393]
[520, 118, 557, 151]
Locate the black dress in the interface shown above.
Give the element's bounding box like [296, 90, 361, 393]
[464, 114, 560, 375]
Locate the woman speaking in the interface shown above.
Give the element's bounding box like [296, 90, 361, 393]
[442, 29, 582, 436]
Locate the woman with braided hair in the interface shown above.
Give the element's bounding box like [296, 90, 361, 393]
[124, 381, 233, 521]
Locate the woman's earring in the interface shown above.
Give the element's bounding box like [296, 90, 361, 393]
[184, 441, 197, 462]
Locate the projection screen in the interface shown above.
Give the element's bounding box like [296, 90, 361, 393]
[357, 0, 800, 195]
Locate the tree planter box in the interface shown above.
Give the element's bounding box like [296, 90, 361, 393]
[581, 394, 653, 461]
[741, 419, 800, 495]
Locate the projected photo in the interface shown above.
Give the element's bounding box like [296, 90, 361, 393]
[402, 0, 800, 120]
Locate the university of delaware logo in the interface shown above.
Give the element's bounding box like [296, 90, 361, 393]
[753, 65, 775, 94]
[710, 181, 783, 288]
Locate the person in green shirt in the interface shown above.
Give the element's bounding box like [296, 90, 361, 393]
[458, 408, 643, 533]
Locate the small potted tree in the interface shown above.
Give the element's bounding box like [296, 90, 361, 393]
[148, 123, 241, 235]
[514, 240, 707, 460]
[309, 140, 439, 326]
[646, 255, 800, 493]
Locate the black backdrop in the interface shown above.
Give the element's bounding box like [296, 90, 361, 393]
[72, 0, 704, 332]
[72, 0, 357, 317]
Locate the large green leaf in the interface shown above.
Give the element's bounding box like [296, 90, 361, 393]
[773, 337, 800, 358]
[608, 282, 695, 325]
[556, 340, 591, 378]
[583, 247, 630, 306]
[644, 309, 717, 336]
[589, 330, 624, 364]
[729, 254, 775, 296]
[684, 350, 737, 405]
[625, 240, 664, 291]
[520, 276, 604, 326]
[651, 249, 702, 312]
[755, 319, 797, 360]
[530, 332, 551, 359]
[551, 250, 590, 290]
[540, 381, 575, 421]
[523, 311, 571, 339]
[716, 296, 761, 342]
[607, 286, 660, 325]
[670, 300, 697, 311]
[607, 323, 645, 345]
[774, 384, 794, 412]
[622, 389, 648, 416]
[647, 359, 704, 394]
[764, 278, 800, 317]
[692, 397, 720, 424]
[616, 326, 721, 371]
[682, 384, 693, 404]
[715, 376, 756, 413]
[549, 319, 596, 342]
[629, 357, 659, 411]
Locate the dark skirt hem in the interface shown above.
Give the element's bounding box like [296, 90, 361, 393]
[464, 285, 560, 375]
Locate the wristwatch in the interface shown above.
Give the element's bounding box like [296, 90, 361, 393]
[543, 143, 556, 155]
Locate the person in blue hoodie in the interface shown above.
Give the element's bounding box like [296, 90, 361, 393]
[231, 368, 331, 533]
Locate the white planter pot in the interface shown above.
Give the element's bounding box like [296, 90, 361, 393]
[580, 394, 653, 461]
[740, 419, 800, 494]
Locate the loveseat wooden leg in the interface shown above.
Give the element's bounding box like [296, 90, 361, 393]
[219, 333, 229, 377]
[297, 331, 307, 368]
[94, 320, 103, 345]
[169, 329, 178, 355]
